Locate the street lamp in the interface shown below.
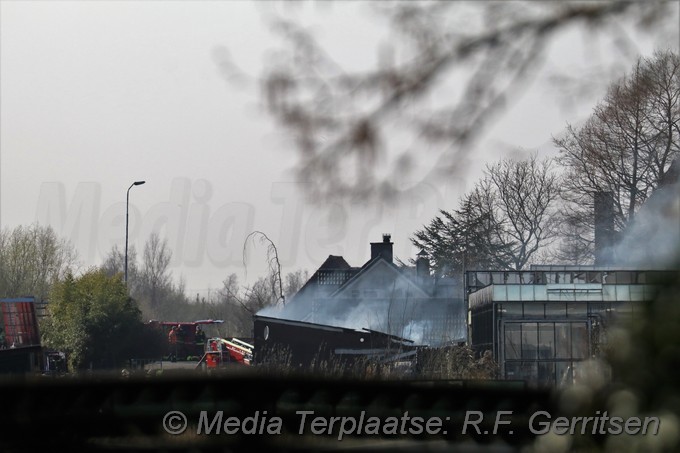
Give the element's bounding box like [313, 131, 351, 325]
[125, 180, 146, 284]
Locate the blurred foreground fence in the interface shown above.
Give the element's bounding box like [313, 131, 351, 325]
[0, 371, 553, 452]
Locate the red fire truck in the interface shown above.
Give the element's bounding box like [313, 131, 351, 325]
[197, 337, 253, 369]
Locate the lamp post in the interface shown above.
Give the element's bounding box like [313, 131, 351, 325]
[125, 180, 146, 284]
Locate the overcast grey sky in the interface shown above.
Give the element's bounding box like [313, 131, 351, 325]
[1, 1, 678, 296]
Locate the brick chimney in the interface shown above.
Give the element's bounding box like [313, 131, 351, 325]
[416, 249, 430, 279]
[594, 191, 615, 265]
[370, 234, 393, 263]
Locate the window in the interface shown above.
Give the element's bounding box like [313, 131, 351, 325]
[499, 303, 522, 318]
[613, 271, 633, 284]
[521, 324, 538, 359]
[587, 272, 602, 283]
[506, 362, 538, 385]
[545, 303, 566, 318]
[556, 362, 573, 386]
[504, 324, 521, 360]
[538, 323, 554, 359]
[491, 273, 504, 284]
[567, 303, 587, 318]
[524, 303, 544, 319]
[572, 272, 586, 284]
[505, 273, 521, 284]
[538, 362, 556, 386]
[555, 323, 571, 359]
[571, 323, 588, 359]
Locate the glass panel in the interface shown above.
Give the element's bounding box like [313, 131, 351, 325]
[472, 272, 490, 287]
[520, 362, 538, 386]
[505, 272, 521, 284]
[520, 285, 535, 301]
[500, 303, 522, 318]
[507, 285, 520, 300]
[507, 362, 539, 385]
[534, 285, 547, 301]
[521, 323, 538, 359]
[572, 361, 586, 384]
[538, 362, 556, 387]
[630, 285, 645, 301]
[504, 324, 521, 360]
[524, 303, 544, 319]
[538, 323, 555, 359]
[567, 303, 587, 318]
[572, 272, 587, 284]
[505, 362, 520, 381]
[614, 272, 633, 284]
[555, 323, 571, 359]
[571, 323, 588, 359]
[616, 285, 630, 301]
[491, 273, 504, 284]
[588, 303, 610, 317]
[587, 272, 602, 284]
[612, 301, 634, 315]
[556, 362, 573, 386]
[545, 303, 566, 318]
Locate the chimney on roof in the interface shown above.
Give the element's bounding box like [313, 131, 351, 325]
[416, 249, 430, 279]
[370, 234, 393, 262]
[594, 191, 615, 265]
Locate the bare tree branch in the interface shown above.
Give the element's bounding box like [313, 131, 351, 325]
[238, 1, 673, 203]
[242, 231, 285, 306]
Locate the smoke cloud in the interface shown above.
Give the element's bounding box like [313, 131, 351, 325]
[608, 176, 680, 267]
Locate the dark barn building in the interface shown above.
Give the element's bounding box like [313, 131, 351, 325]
[253, 315, 419, 373]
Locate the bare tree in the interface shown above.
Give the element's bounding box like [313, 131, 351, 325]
[412, 153, 559, 273]
[550, 215, 593, 265]
[0, 224, 78, 301]
[555, 51, 680, 260]
[140, 232, 172, 314]
[203, 273, 252, 337]
[101, 244, 140, 293]
[642, 50, 680, 183]
[243, 231, 285, 305]
[229, 1, 676, 203]
[244, 274, 282, 314]
[283, 269, 310, 299]
[486, 153, 560, 270]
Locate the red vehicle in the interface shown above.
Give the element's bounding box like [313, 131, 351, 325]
[198, 337, 253, 369]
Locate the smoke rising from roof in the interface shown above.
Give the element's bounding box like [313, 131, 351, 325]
[257, 265, 465, 345]
[607, 171, 680, 268]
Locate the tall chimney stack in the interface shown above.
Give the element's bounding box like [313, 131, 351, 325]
[594, 191, 615, 265]
[370, 234, 393, 262]
[416, 249, 431, 280]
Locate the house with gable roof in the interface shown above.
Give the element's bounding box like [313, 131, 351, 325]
[255, 234, 465, 355]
